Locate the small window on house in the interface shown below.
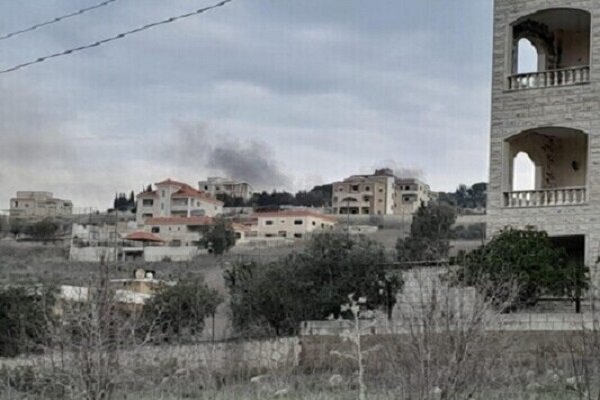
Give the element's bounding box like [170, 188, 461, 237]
[379, 188, 383, 193]
[151, 227, 160, 233]
[294, 233, 303, 238]
[161, 190, 165, 197]
[294, 220, 303, 225]
[339, 187, 344, 192]
[378, 199, 383, 203]
[265, 220, 274, 225]
[333, 196, 338, 202]
[351, 185, 359, 192]
[204, 185, 208, 190]
[312, 221, 316, 226]
[143, 199, 154, 207]
[365, 186, 370, 191]
[14, 201, 18, 207]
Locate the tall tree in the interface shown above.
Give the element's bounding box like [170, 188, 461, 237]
[201, 218, 236, 255]
[141, 278, 222, 343]
[453, 227, 589, 312]
[396, 203, 456, 262]
[225, 233, 402, 336]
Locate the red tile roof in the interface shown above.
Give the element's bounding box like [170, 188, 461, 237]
[137, 179, 223, 206]
[252, 210, 337, 223]
[137, 190, 157, 198]
[155, 178, 189, 187]
[231, 222, 252, 232]
[171, 185, 223, 205]
[145, 216, 215, 226]
[124, 231, 165, 242]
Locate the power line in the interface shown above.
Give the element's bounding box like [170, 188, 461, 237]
[0, 0, 233, 74]
[0, 0, 120, 42]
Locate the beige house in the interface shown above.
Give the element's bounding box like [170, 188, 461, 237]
[253, 210, 337, 239]
[332, 169, 431, 216]
[487, 2, 595, 268]
[198, 177, 254, 201]
[332, 169, 395, 215]
[9, 191, 72, 221]
[136, 179, 223, 226]
[394, 178, 431, 215]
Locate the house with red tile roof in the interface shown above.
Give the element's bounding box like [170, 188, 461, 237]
[136, 178, 223, 226]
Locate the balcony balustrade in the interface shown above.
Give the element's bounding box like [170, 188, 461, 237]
[507, 66, 590, 90]
[504, 187, 586, 208]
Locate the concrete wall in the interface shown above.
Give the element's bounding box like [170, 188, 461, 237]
[0, 337, 302, 373]
[69, 246, 206, 262]
[301, 313, 600, 336]
[69, 247, 116, 262]
[143, 246, 203, 262]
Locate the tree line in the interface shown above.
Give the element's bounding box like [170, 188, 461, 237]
[217, 184, 332, 208]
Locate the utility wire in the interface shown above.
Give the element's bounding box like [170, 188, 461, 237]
[0, 0, 233, 74]
[0, 0, 120, 42]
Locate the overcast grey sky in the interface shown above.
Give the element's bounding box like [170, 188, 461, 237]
[0, 0, 494, 211]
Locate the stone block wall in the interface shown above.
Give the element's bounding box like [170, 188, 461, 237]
[487, 0, 600, 273]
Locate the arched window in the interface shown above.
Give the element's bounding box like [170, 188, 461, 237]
[517, 38, 538, 74]
[512, 152, 536, 191]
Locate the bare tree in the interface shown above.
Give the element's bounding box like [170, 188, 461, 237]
[380, 268, 520, 399]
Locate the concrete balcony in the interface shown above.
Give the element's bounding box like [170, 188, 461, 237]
[504, 187, 586, 208]
[507, 66, 590, 91]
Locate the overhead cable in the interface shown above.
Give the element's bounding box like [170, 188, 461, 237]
[0, 0, 233, 74]
[0, 0, 120, 42]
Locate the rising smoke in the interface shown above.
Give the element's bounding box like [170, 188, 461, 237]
[165, 121, 292, 190]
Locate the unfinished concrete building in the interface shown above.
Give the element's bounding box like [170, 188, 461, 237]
[487, 2, 596, 271]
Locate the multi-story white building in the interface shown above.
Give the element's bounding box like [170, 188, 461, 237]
[9, 191, 73, 221]
[394, 178, 432, 215]
[198, 177, 254, 201]
[486, 2, 594, 268]
[253, 210, 337, 239]
[331, 170, 431, 216]
[136, 179, 223, 226]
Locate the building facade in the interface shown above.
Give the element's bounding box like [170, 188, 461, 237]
[331, 170, 430, 216]
[135, 179, 223, 225]
[142, 216, 214, 247]
[331, 170, 396, 215]
[253, 210, 337, 239]
[198, 177, 254, 201]
[394, 178, 432, 215]
[9, 191, 73, 221]
[487, 1, 597, 270]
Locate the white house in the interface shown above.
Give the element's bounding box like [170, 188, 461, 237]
[136, 179, 223, 226]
